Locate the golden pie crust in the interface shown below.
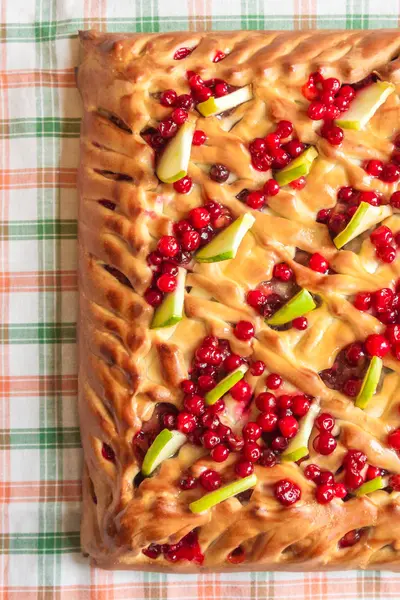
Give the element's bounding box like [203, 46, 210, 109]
[77, 29, 400, 571]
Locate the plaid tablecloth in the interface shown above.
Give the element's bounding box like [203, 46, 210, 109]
[2, 1, 400, 598]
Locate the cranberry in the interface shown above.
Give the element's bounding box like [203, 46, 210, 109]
[263, 179, 280, 196]
[157, 274, 177, 293]
[276, 120, 293, 139]
[316, 208, 331, 224]
[252, 153, 272, 171]
[266, 373, 282, 390]
[230, 380, 252, 402]
[315, 413, 334, 432]
[273, 262, 293, 282]
[304, 464, 321, 482]
[213, 50, 226, 62]
[390, 191, 400, 209]
[205, 201, 222, 219]
[365, 334, 390, 358]
[177, 412, 197, 434]
[343, 378, 361, 397]
[210, 164, 229, 183]
[249, 138, 267, 154]
[188, 74, 204, 89]
[215, 82, 229, 97]
[257, 411, 278, 432]
[353, 292, 372, 311]
[233, 460, 255, 481]
[328, 213, 347, 235]
[211, 444, 230, 462]
[381, 163, 400, 183]
[318, 471, 334, 486]
[161, 262, 179, 276]
[271, 436, 288, 452]
[246, 191, 265, 210]
[278, 415, 299, 439]
[224, 353, 242, 371]
[359, 190, 380, 206]
[197, 375, 215, 392]
[325, 104, 341, 120]
[272, 149, 290, 169]
[333, 483, 347, 498]
[302, 81, 318, 101]
[158, 119, 178, 139]
[157, 235, 179, 258]
[388, 428, 400, 450]
[346, 342, 366, 365]
[102, 443, 115, 462]
[143, 544, 162, 559]
[309, 253, 329, 273]
[339, 85, 355, 100]
[173, 176, 193, 194]
[181, 379, 196, 394]
[243, 422, 262, 442]
[389, 474, 400, 490]
[243, 441, 261, 462]
[199, 469, 221, 491]
[292, 395, 310, 417]
[345, 470, 364, 490]
[338, 186, 355, 202]
[174, 47, 192, 60]
[324, 125, 344, 146]
[339, 530, 362, 548]
[277, 395, 293, 411]
[371, 225, 394, 247]
[162, 412, 177, 429]
[184, 394, 205, 416]
[255, 392, 277, 412]
[333, 96, 349, 112]
[250, 360, 265, 376]
[176, 94, 194, 110]
[192, 130, 206, 146]
[376, 244, 396, 263]
[258, 448, 277, 467]
[226, 434, 244, 452]
[307, 101, 326, 120]
[144, 288, 163, 307]
[200, 412, 219, 430]
[171, 108, 188, 125]
[373, 287, 394, 312]
[323, 77, 340, 93]
[316, 484, 334, 504]
[292, 316, 308, 330]
[195, 86, 213, 103]
[290, 176, 307, 190]
[364, 159, 383, 177]
[189, 207, 209, 229]
[160, 89, 177, 107]
[265, 132, 281, 151]
[344, 450, 367, 471]
[215, 423, 230, 439]
[234, 320, 255, 341]
[274, 479, 301, 506]
[313, 432, 337, 455]
[386, 324, 400, 344]
[179, 475, 197, 490]
[366, 465, 381, 480]
[181, 230, 200, 252]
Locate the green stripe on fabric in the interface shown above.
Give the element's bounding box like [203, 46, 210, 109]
[0, 323, 76, 344]
[2, 15, 400, 42]
[0, 428, 80, 449]
[0, 532, 80, 554]
[0, 119, 80, 138]
[0, 220, 77, 240]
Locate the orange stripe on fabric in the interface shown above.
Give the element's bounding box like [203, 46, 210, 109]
[0, 375, 77, 397]
[0, 169, 77, 189]
[0, 271, 77, 293]
[0, 480, 81, 503]
[0, 70, 76, 88]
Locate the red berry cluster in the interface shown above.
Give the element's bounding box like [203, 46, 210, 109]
[187, 70, 234, 104]
[370, 225, 399, 264]
[312, 412, 337, 456]
[302, 72, 355, 146]
[142, 530, 204, 564]
[317, 186, 383, 236]
[305, 463, 346, 504]
[239, 179, 280, 211]
[144, 203, 233, 308]
[246, 263, 310, 330]
[247, 120, 309, 191]
[363, 134, 400, 183]
[320, 337, 389, 398]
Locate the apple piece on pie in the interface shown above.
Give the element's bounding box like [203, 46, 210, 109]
[274, 147, 318, 186]
[205, 364, 248, 405]
[156, 120, 196, 183]
[142, 429, 186, 476]
[333, 202, 391, 249]
[150, 267, 186, 329]
[336, 81, 395, 130]
[266, 288, 316, 326]
[195, 213, 255, 263]
[281, 402, 320, 462]
[197, 85, 253, 117]
[355, 356, 383, 409]
[189, 474, 257, 513]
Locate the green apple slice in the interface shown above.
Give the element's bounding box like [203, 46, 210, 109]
[189, 474, 257, 513]
[281, 402, 320, 462]
[195, 213, 255, 263]
[205, 364, 248, 405]
[266, 288, 316, 327]
[197, 85, 253, 117]
[336, 81, 395, 130]
[355, 356, 383, 409]
[156, 120, 196, 183]
[142, 428, 186, 476]
[355, 476, 384, 496]
[150, 267, 186, 329]
[333, 202, 391, 249]
[275, 147, 318, 186]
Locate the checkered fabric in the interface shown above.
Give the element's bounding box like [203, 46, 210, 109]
[2, 1, 400, 598]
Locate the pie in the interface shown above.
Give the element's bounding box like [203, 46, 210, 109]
[77, 29, 400, 571]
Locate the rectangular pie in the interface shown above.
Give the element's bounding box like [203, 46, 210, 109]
[77, 29, 400, 571]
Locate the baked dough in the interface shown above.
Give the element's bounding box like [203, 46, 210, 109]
[77, 29, 400, 571]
